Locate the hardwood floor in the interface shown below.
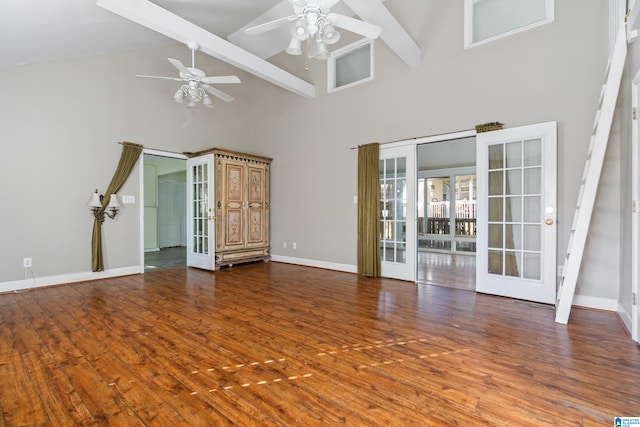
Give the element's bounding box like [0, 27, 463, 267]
[417, 251, 476, 291]
[0, 262, 638, 426]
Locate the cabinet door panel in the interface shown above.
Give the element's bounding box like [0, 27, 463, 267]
[246, 165, 268, 246]
[226, 208, 243, 245]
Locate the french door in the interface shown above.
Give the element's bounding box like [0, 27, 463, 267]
[380, 144, 416, 281]
[476, 122, 557, 304]
[632, 70, 640, 343]
[186, 154, 215, 270]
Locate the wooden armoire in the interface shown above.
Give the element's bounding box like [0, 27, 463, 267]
[189, 148, 271, 269]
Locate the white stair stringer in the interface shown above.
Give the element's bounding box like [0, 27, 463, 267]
[555, 21, 628, 324]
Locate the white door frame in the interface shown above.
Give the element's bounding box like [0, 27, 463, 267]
[138, 149, 188, 273]
[631, 71, 640, 342]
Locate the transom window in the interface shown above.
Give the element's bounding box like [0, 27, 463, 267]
[464, 0, 555, 48]
[328, 39, 374, 93]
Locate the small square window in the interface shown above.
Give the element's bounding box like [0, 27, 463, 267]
[328, 39, 374, 93]
[464, 0, 554, 48]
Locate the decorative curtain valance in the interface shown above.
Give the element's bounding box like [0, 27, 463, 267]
[92, 142, 143, 272]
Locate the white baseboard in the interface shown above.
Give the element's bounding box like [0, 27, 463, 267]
[617, 302, 633, 334]
[271, 255, 357, 274]
[571, 294, 618, 311]
[0, 266, 142, 293]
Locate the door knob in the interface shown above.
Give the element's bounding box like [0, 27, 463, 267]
[545, 218, 554, 225]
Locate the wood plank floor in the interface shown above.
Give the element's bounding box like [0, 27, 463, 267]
[417, 252, 476, 291]
[0, 262, 638, 426]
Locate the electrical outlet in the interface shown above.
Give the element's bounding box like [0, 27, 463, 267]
[23, 258, 32, 268]
[283, 242, 287, 249]
[292, 242, 297, 250]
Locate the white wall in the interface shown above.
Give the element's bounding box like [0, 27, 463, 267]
[0, 44, 252, 287]
[249, 0, 612, 301]
[0, 0, 619, 309]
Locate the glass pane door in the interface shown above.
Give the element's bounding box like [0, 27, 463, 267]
[477, 122, 557, 304]
[186, 154, 215, 270]
[379, 144, 416, 281]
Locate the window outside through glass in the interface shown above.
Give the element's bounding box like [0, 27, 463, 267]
[380, 157, 407, 264]
[192, 163, 209, 255]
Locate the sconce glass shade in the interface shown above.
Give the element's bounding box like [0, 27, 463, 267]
[107, 194, 120, 208]
[285, 38, 302, 55]
[292, 18, 309, 40]
[88, 191, 102, 208]
[203, 95, 213, 108]
[322, 24, 340, 44]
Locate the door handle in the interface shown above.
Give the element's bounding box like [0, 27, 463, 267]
[545, 218, 554, 225]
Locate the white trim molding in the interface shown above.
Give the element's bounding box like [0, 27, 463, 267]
[572, 294, 619, 312]
[271, 255, 357, 274]
[0, 266, 141, 294]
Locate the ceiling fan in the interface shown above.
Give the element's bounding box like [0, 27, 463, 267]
[136, 42, 241, 108]
[244, 0, 382, 60]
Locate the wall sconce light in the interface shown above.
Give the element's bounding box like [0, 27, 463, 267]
[88, 190, 120, 222]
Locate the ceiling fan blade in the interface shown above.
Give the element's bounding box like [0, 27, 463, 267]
[136, 74, 183, 81]
[327, 13, 382, 39]
[96, 0, 314, 98]
[202, 84, 234, 103]
[167, 58, 192, 76]
[200, 75, 241, 85]
[245, 15, 297, 36]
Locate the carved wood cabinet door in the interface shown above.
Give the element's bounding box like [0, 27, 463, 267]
[246, 164, 269, 248]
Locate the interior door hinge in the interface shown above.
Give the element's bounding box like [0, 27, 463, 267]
[634, 200, 638, 213]
[634, 292, 637, 305]
[634, 107, 637, 120]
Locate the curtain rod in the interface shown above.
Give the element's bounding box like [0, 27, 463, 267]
[350, 128, 476, 150]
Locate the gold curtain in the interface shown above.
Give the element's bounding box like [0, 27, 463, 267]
[488, 144, 518, 277]
[92, 142, 144, 272]
[357, 142, 381, 277]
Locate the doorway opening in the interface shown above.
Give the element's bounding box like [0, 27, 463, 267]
[143, 153, 188, 271]
[417, 137, 477, 291]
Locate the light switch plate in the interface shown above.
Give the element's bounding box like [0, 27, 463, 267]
[122, 195, 135, 204]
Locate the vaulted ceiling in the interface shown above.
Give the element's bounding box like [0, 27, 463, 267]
[0, 0, 420, 98]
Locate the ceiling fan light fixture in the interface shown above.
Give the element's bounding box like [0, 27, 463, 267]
[314, 40, 330, 60]
[322, 24, 340, 45]
[292, 19, 309, 41]
[203, 95, 213, 108]
[187, 99, 197, 108]
[173, 89, 185, 103]
[285, 37, 302, 55]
